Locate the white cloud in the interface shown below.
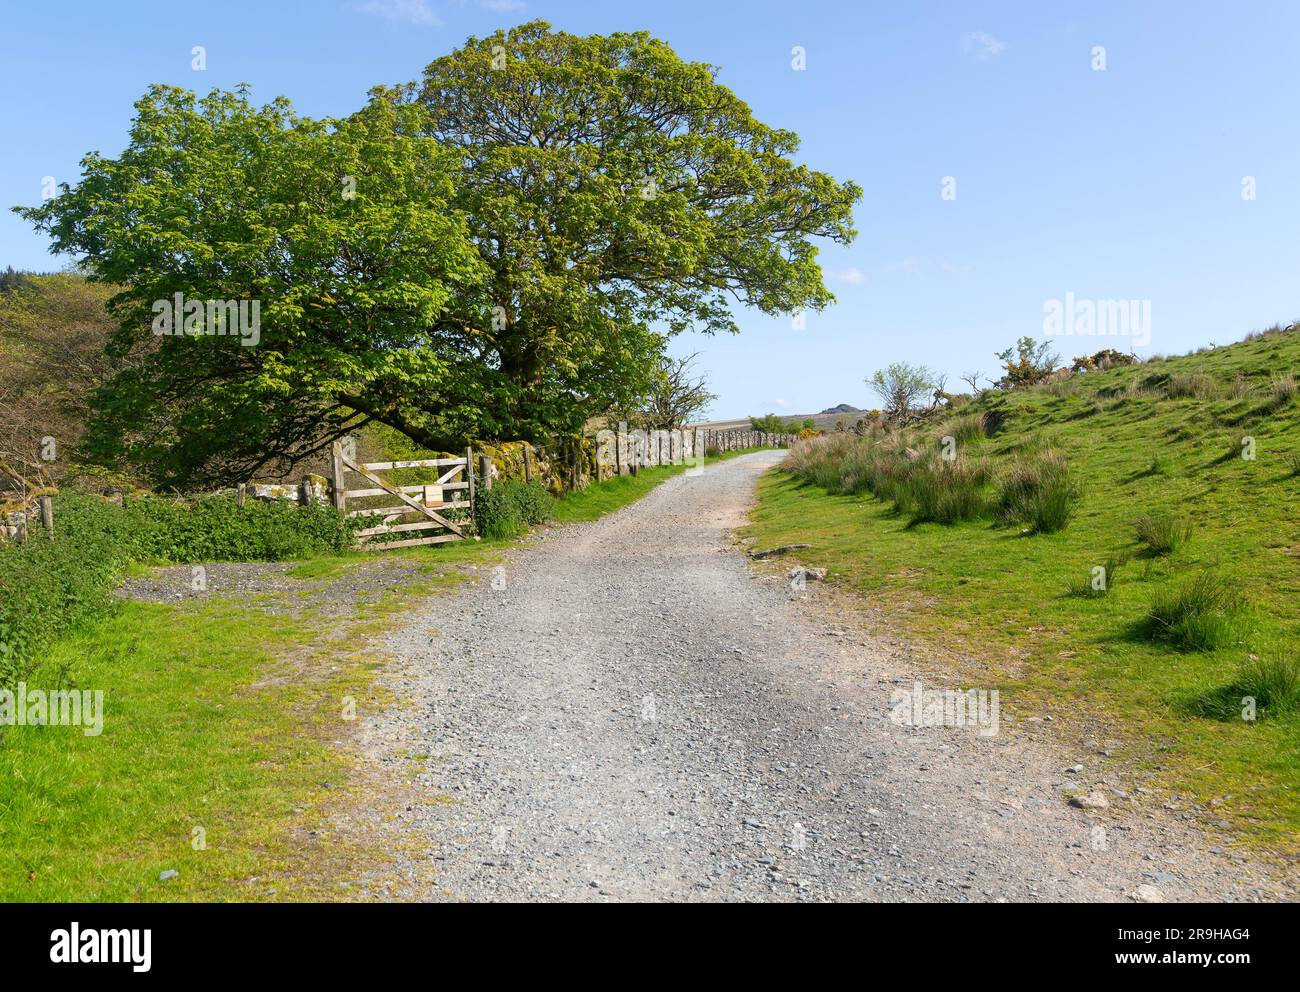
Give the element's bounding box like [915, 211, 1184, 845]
[828, 267, 864, 285]
[354, 0, 438, 25]
[882, 257, 921, 275]
[962, 30, 1006, 60]
[479, 0, 526, 10]
[769, 397, 791, 410]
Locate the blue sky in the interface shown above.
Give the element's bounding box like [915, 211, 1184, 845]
[3, 1, 1298, 419]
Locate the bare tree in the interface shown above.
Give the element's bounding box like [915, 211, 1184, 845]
[866, 362, 937, 423]
[961, 371, 984, 397]
[637, 352, 718, 429]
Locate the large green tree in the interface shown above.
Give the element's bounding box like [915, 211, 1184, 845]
[405, 21, 859, 442]
[18, 85, 484, 485]
[19, 23, 859, 485]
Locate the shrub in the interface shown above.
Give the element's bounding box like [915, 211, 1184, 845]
[126, 493, 358, 561]
[1145, 570, 1248, 651]
[0, 490, 137, 686]
[1189, 655, 1300, 721]
[1135, 512, 1193, 555]
[1284, 452, 1300, 477]
[993, 449, 1079, 533]
[473, 480, 554, 540]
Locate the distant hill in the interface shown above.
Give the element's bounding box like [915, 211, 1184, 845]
[820, 403, 860, 415]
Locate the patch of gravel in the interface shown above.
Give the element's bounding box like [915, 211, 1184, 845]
[360, 452, 1297, 902]
[117, 558, 453, 620]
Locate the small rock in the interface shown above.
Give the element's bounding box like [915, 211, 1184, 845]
[1131, 884, 1163, 903]
[158, 869, 179, 881]
[1069, 792, 1109, 810]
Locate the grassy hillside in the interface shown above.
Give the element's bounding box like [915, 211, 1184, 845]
[745, 326, 1300, 852]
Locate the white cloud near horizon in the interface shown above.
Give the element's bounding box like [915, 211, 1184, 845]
[962, 30, 1006, 60]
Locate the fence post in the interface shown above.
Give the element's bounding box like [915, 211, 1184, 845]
[237, 483, 246, 508]
[331, 439, 348, 513]
[466, 446, 476, 515]
[480, 454, 493, 492]
[523, 444, 533, 484]
[39, 496, 53, 539]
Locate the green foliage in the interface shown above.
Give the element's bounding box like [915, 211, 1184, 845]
[750, 413, 791, 433]
[1135, 512, 1193, 555]
[128, 494, 359, 562]
[993, 449, 1079, 533]
[1145, 570, 1249, 651]
[0, 491, 137, 685]
[17, 86, 484, 487]
[866, 363, 937, 422]
[996, 337, 1060, 389]
[473, 480, 554, 540]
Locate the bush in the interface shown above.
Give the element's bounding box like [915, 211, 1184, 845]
[0, 491, 137, 686]
[1144, 570, 1248, 651]
[994, 449, 1078, 533]
[1189, 655, 1300, 721]
[1135, 512, 1193, 555]
[473, 480, 554, 540]
[128, 493, 358, 561]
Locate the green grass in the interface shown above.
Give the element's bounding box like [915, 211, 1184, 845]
[745, 325, 1300, 852]
[0, 539, 501, 902]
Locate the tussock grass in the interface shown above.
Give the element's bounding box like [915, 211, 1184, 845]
[993, 449, 1079, 533]
[1189, 655, 1300, 721]
[1144, 570, 1249, 651]
[1135, 512, 1193, 555]
[1166, 372, 1217, 400]
[1066, 554, 1126, 598]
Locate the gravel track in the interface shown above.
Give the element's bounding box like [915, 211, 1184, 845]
[365, 451, 1295, 902]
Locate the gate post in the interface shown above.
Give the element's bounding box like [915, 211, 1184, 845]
[331, 439, 348, 513]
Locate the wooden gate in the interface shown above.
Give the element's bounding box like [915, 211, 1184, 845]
[330, 439, 476, 550]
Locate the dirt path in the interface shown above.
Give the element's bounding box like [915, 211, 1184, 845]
[362, 451, 1294, 902]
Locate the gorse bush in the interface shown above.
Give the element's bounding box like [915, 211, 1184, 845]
[1135, 512, 1193, 555]
[473, 480, 554, 540]
[1145, 570, 1248, 651]
[993, 449, 1079, 533]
